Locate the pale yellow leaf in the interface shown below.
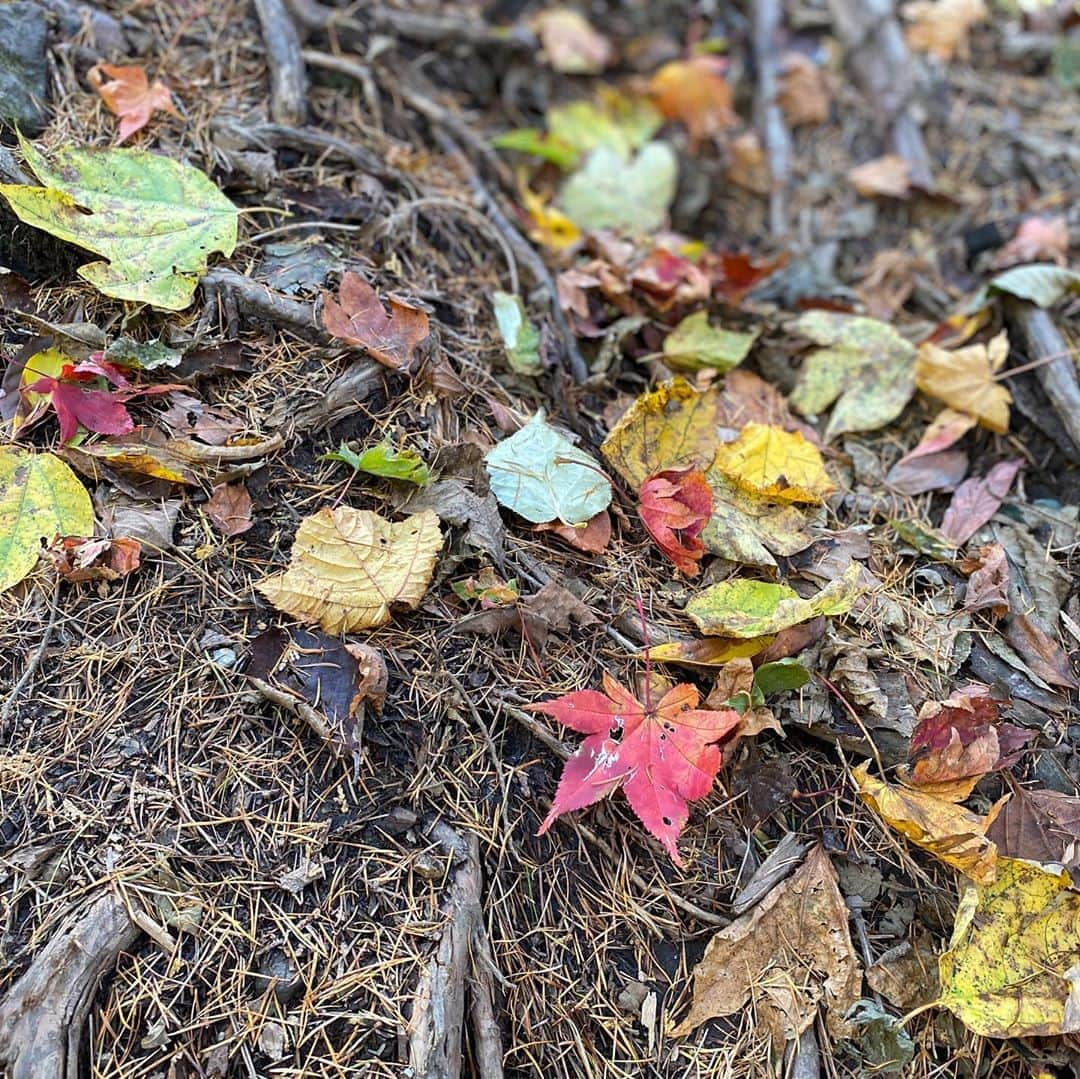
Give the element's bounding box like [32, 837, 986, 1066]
[914, 331, 1011, 433]
[711, 423, 836, 504]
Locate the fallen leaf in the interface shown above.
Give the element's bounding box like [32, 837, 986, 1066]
[639, 467, 712, 576]
[0, 447, 94, 592]
[715, 369, 821, 445]
[0, 132, 238, 310]
[205, 482, 253, 537]
[710, 250, 789, 305]
[533, 7, 612, 73]
[985, 785, 1080, 870]
[520, 185, 582, 249]
[847, 1000, 916, 1075]
[903, 0, 988, 61]
[710, 423, 836, 504]
[886, 408, 977, 494]
[848, 155, 913, 200]
[991, 215, 1069, 269]
[492, 291, 542, 375]
[686, 562, 864, 638]
[535, 509, 611, 553]
[1004, 611, 1080, 690]
[914, 331, 1011, 433]
[662, 310, 758, 374]
[88, 63, 179, 143]
[852, 761, 1002, 884]
[528, 671, 741, 865]
[256, 508, 443, 634]
[48, 535, 140, 582]
[725, 130, 771, 195]
[459, 579, 596, 652]
[961, 542, 1010, 615]
[399, 477, 505, 565]
[939, 459, 1021, 544]
[25, 363, 135, 444]
[671, 845, 861, 1042]
[789, 311, 917, 439]
[985, 263, 1080, 308]
[322, 439, 430, 487]
[11, 346, 72, 434]
[322, 271, 430, 370]
[648, 57, 736, 144]
[160, 391, 244, 446]
[902, 684, 1033, 801]
[557, 141, 677, 234]
[641, 635, 775, 669]
[545, 89, 662, 162]
[452, 567, 519, 607]
[777, 53, 830, 127]
[485, 412, 612, 526]
[630, 248, 711, 311]
[857, 248, 924, 320]
[938, 857, 1080, 1037]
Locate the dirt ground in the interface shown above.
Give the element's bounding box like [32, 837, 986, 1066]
[0, 1, 1078, 1077]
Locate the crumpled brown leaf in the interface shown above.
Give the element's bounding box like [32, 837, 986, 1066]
[986, 784, 1080, 871]
[671, 844, 861, 1044]
[457, 580, 597, 651]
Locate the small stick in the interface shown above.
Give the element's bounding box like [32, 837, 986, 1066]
[752, 0, 792, 238]
[253, 0, 308, 126]
[1, 580, 60, 728]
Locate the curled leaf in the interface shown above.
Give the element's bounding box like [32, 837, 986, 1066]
[639, 467, 712, 576]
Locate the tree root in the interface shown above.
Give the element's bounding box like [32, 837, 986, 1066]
[0, 890, 140, 1079]
[752, 0, 792, 238]
[253, 0, 307, 126]
[408, 824, 505, 1079]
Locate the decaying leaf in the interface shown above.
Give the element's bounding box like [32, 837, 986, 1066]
[0, 446, 94, 593]
[853, 761, 1002, 884]
[710, 423, 836, 504]
[485, 413, 612, 526]
[903, 0, 988, 62]
[0, 132, 238, 310]
[641, 635, 775, 669]
[492, 291, 542, 375]
[48, 535, 140, 582]
[914, 331, 1011, 433]
[985, 784, 1080, 870]
[205, 482, 253, 537]
[535, 509, 611, 554]
[671, 845, 862, 1043]
[1004, 611, 1080, 690]
[533, 7, 612, 74]
[961, 542, 1010, 616]
[558, 142, 677, 234]
[639, 467, 712, 576]
[256, 508, 442, 634]
[777, 53, 830, 127]
[686, 562, 863, 639]
[991, 215, 1069, 269]
[648, 57, 736, 144]
[458, 579, 596, 652]
[662, 310, 758, 374]
[322, 271, 430, 370]
[939, 459, 1021, 544]
[789, 311, 917, 439]
[848, 155, 914, 200]
[939, 857, 1080, 1037]
[529, 671, 741, 865]
[88, 63, 179, 143]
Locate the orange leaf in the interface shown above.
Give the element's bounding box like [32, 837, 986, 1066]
[89, 63, 179, 144]
[322, 272, 431, 370]
[649, 57, 736, 144]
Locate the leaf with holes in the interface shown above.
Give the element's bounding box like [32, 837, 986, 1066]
[528, 672, 741, 866]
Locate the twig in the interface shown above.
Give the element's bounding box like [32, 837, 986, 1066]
[201, 266, 319, 332]
[752, 0, 792, 237]
[253, 0, 307, 125]
[1, 580, 60, 728]
[247, 675, 347, 757]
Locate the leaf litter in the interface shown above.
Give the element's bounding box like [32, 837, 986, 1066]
[1, 5, 1078, 1078]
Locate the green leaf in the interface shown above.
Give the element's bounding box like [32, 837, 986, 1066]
[485, 412, 612, 525]
[492, 128, 581, 170]
[753, 658, 811, 697]
[0, 446, 93, 592]
[686, 562, 863, 638]
[558, 142, 677, 234]
[322, 440, 430, 487]
[0, 132, 238, 310]
[846, 1000, 915, 1076]
[986, 264, 1080, 309]
[492, 292, 542, 375]
[889, 517, 956, 559]
[103, 336, 184, 370]
[663, 310, 759, 374]
[788, 311, 916, 440]
[548, 95, 662, 160]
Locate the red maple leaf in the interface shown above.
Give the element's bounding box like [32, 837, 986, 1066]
[528, 672, 741, 866]
[639, 467, 712, 577]
[322, 271, 431, 370]
[707, 250, 788, 305]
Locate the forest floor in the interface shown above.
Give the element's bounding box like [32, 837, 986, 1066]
[0, 1, 1078, 1077]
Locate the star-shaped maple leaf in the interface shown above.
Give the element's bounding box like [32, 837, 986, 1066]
[89, 63, 179, 144]
[528, 673, 741, 866]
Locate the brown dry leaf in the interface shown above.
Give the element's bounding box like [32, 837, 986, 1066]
[939, 459, 1022, 545]
[903, 0, 988, 61]
[992, 215, 1069, 269]
[322, 271, 431, 370]
[777, 53, 830, 127]
[533, 7, 612, 74]
[715, 370, 821, 445]
[671, 845, 861, 1044]
[48, 535, 140, 582]
[848, 155, 913, 200]
[857, 249, 923, 320]
[534, 509, 611, 553]
[458, 580, 597, 652]
[986, 784, 1080, 870]
[914, 331, 1012, 433]
[725, 131, 771, 195]
[256, 508, 442, 634]
[649, 56, 736, 144]
[961, 542, 1010, 616]
[866, 931, 940, 1010]
[1004, 612, 1080, 690]
[88, 63, 179, 143]
[205, 482, 253, 537]
[853, 761, 1003, 883]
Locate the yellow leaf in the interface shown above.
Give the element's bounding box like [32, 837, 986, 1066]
[939, 857, 1080, 1037]
[257, 508, 443, 634]
[914, 331, 1011, 433]
[711, 423, 837, 504]
[640, 635, 775, 669]
[903, 0, 988, 62]
[852, 761, 1001, 884]
[520, 184, 581, 251]
[0, 446, 93, 592]
[671, 845, 862, 1044]
[12, 346, 69, 434]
